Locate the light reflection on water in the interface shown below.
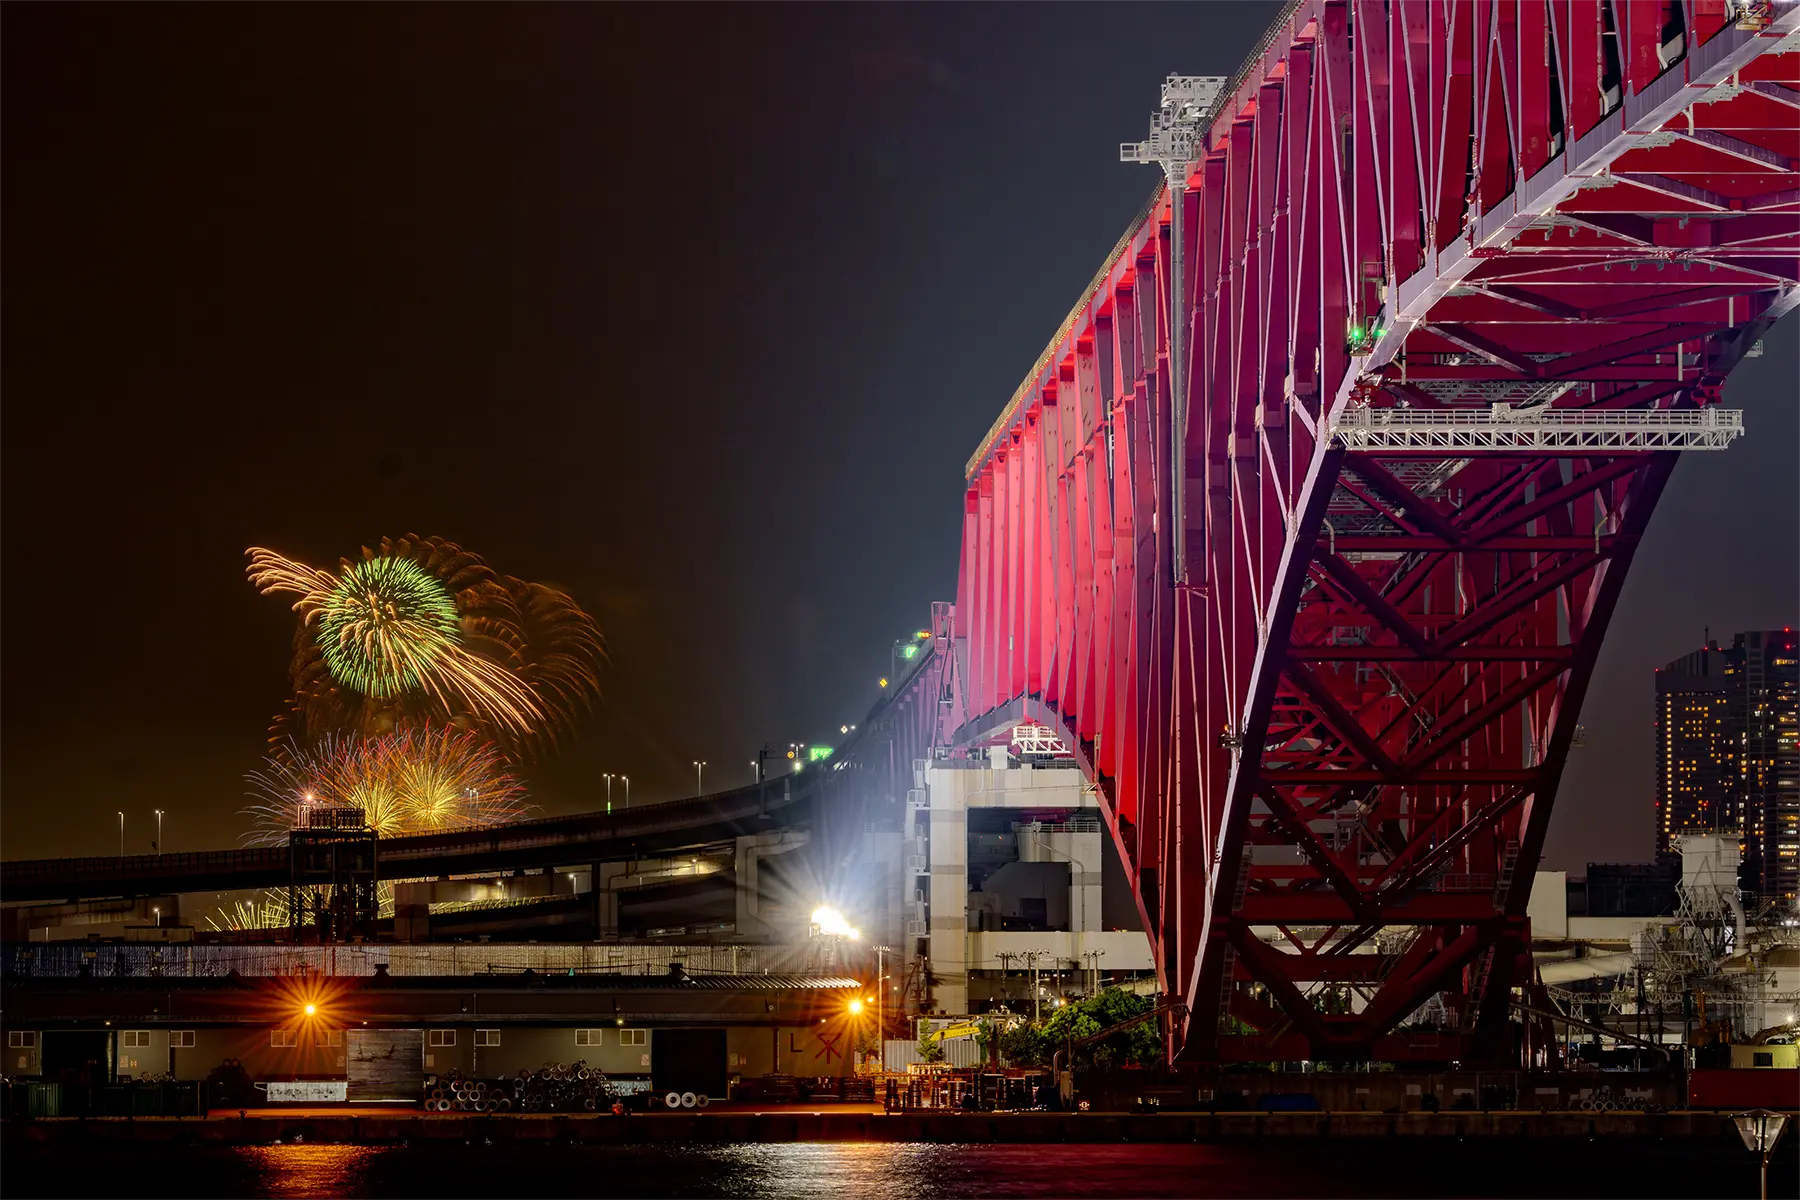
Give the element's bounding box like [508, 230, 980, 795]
[5, 1138, 1779, 1200]
[214, 1143, 1244, 1199]
[671, 1144, 1255, 1200]
[240, 1145, 385, 1200]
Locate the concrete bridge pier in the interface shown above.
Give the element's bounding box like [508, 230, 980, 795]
[733, 830, 808, 939]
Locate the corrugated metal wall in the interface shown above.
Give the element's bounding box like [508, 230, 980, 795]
[881, 1037, 984, 1070]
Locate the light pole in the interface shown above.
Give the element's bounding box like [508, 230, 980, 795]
[1733, 1110, 1790, 1200]
[117, 811, 125, 858]
[693, 761, 706, 797]
[874, 945, 894, 1072]
[620, 775, 630, 810]
[749, 760, 758, 785]
[154, 809, 164, 856]
[602, 773, 614, 815]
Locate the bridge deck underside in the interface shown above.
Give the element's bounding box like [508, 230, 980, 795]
[955, 0, 1798, 1062]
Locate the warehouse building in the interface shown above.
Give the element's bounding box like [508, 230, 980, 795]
[0, 964, 863, 1103]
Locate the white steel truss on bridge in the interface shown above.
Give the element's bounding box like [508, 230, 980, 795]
[1330, 406, 1744, 452]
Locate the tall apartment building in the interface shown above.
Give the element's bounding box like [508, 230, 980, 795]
[1655, 643, 1734, 850]
[1654, 630, 1799, 909]
[1730, 629, 1798, 907]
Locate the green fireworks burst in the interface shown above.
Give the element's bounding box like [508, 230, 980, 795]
[316, 556, 462, 697]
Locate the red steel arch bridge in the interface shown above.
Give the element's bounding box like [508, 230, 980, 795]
[4, 0, 1794, 1071]
[939, 0, 1799, 1063]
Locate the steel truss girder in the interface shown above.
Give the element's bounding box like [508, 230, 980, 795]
[1330, 406, 1744, 451]
[950, 0, 1799, 1063]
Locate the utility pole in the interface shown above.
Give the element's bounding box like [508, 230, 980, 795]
[1021, 950, 1047, 1023]
[1122, 74, 1224, 585]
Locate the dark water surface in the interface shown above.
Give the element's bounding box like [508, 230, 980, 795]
[3, 1140, 1790, 1199]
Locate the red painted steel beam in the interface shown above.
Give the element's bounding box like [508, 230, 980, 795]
[950, 0, 1800, 1063]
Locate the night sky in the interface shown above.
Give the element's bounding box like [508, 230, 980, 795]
[3, 4, 1794, 873]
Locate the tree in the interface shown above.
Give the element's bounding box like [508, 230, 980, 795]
[1000, 988, 1164, 1070]
[997, 1019, 1046, 1066]
[916, 1025, 945, 1064]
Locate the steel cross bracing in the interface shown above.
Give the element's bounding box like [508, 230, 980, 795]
[949, 0, 1799, 1064]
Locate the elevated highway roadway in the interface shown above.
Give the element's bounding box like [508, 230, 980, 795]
[0, 777, 811, 905]
[1, 631, 951, 908]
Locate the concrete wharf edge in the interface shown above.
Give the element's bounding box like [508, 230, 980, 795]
[7, 1110, 1792, 1146]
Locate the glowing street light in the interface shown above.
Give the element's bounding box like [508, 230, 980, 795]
[620, 775, 630, 810]
[154, 809, 164, 856]
[602, 773, 614, 814]
[117, 811, 125, 859]
[810, 906, 860, 940]
[693, 761, 707, 796]
[848, 999, 864, 1015]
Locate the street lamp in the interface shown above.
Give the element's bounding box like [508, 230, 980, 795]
[620, 775, 629, 810]
[874, 944, 895, 1071]
[693, 761, 707, 796]
[154, 809, 164, 856]
[602, 773, 614, 815]
[117, 811, 125, 859]
[1734, 1110, 1790, 1200]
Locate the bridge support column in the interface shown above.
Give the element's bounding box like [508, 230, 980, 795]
[393, 884, 430, 943]
[733, 831, 808, 939]
[594, 863, 623, 938]
[928, 771, 973, 1016]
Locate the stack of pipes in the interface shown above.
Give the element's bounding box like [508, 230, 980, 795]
[421, 1063, 614, 1113]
